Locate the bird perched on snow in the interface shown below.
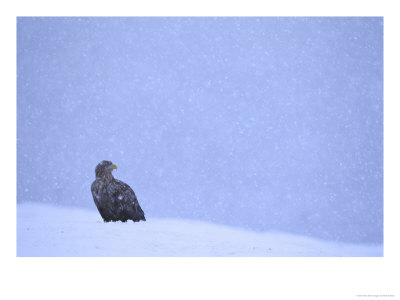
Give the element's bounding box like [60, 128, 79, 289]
[91, 160, 146, 222]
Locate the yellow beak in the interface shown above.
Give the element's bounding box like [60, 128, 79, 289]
[112, 164, 118, 170]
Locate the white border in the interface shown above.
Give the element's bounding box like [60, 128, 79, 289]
[2, 1, 399, 299]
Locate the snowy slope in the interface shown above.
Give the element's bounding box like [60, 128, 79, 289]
[17, 203, 382, 257]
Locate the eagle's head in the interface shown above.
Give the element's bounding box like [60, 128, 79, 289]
[95, 160, 118, 178]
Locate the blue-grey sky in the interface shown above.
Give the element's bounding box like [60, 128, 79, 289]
[17, 17, 383, 243]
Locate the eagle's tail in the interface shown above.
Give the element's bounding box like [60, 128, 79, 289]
[127, 206, 146, 222]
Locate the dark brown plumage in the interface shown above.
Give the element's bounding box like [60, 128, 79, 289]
[91, 160, 146, 222]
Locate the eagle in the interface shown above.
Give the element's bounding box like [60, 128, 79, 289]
[91, 160, 146, 222]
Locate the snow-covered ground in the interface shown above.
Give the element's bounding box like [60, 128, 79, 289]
[17, 203, 382, 257]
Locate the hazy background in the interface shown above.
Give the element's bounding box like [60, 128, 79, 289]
[17, 17, 383, 244]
